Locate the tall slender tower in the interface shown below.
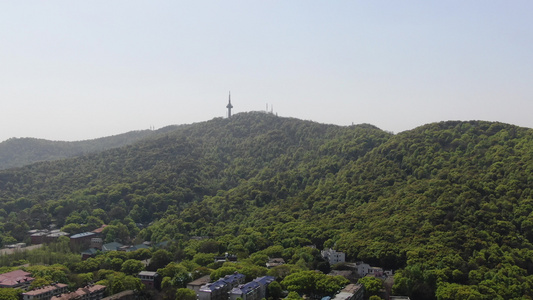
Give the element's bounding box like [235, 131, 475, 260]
[226, 92, 233, 118]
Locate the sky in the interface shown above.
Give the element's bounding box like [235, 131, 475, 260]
[1, 1, 532, 142]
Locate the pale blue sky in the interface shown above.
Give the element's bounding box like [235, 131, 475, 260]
[1, 1, 532, 142]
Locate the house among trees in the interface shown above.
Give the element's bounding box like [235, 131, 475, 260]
[265, 258, 285, 268]
[138, 271, 160, 289]
[187, 275, 211, 293]
[354, 262, 389, 278]
[214, 253, 238, 263]
[0, 270, 35, 289]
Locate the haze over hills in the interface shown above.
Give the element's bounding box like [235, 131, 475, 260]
[1, 112, 533, 298]
[0, 125, 182, 170]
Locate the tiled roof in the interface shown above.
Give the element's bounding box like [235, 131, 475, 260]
[23, 283, 68, 296]
[0, 270, 34, 287]
[91, 225, 107, 234]
[51, 285, 106, 300]
[102, 242, 123, 251]
[188, 275, 211, 286]
[81, 248, 98, 255]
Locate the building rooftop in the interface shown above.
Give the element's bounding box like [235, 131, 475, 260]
[70, 232, 96, 239]
[200, 280, 227, 292]
[81, 248, 98, 255]
[31, 232, 48, 237]
[0, 270, 34, 287]
[340, 283, 363, 294]
[239, 281, 260, 294]
[187, 275, 211, 286]
[127, 244, 150, 252]
[102, 242, 123, 252]
[47, 231, 69, 238]
[254, 276, 275, 285]
[222, 272, 245, 284]
[91, 225, 107, 234]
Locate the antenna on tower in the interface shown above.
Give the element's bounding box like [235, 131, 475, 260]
[226, 91, 233, 118]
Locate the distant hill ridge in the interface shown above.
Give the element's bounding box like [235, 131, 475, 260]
[0, 125, 182, 170]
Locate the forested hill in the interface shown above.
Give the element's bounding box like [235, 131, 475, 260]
[0, 125, 180, 170]
[1, 113, 533, 298]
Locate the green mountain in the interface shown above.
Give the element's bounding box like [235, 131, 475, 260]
[1, 113, 533, 299]
[0, 125, 180, 170]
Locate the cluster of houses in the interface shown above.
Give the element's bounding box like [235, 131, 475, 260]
[25, 225, 161, 261]
[4, 233, 404, 300]
[29, 229, 69, 245]
[0, 269, 106, 300]
[190, 273, 275, 300]
[321, 249, 393, 278]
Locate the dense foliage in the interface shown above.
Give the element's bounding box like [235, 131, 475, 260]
[1, 113, 533, 299]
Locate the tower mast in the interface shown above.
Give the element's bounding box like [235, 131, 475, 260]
[226, 91, 233, 118]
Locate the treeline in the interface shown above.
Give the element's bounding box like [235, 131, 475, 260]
[1, 113, 533, 298]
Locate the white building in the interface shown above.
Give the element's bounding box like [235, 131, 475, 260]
[321, 248, 346, 265]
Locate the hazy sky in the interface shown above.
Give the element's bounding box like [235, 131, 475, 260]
[1, 1, 532, 142]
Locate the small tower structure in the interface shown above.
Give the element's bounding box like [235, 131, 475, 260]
[226, 92, 233, 118]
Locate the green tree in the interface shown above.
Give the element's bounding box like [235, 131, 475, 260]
[281, 271, 318, 295]
[149, 249, 173, 271]
[358, 277, 383, 299]
[121, 259, 144, 275]
[210, 266, 237, 281]
[193, 253, 216, 267]
[0, 288, 21, 300]
[175, 288, 196, 300]
[268, 281, 283, 300]
[286, 291, 302, 300]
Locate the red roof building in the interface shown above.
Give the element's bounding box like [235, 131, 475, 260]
[51, 284, 106, 300]
[22, 283, 68, 300]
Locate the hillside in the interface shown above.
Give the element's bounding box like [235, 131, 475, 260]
[0, 125, 180, 170]
[1, 113, 533, 299]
